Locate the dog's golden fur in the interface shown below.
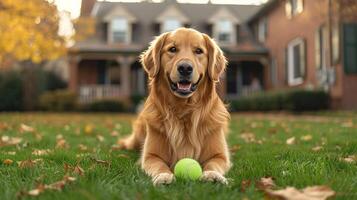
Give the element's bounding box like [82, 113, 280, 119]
[119, 28, 231, 185]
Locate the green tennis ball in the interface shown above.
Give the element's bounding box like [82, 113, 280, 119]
[174, 158, 203, 180]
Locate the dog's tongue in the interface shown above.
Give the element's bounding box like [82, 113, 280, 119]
[177, 83, 192, 91]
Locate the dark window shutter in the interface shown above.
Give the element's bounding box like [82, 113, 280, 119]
[343, 24, 357, 74]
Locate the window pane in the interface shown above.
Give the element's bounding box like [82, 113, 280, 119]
[112, 18, 127, 31]
[218, 20, 232, 33]
[163, 19, 181, 32]
[293, 44, 301, 78]
[218, 33, 231, 42]
[113, 31, 126, 43]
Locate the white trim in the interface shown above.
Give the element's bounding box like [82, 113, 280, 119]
[258, 17, 267, 43]
[213, 19, 236, 45]
[287, 38, 305, 86]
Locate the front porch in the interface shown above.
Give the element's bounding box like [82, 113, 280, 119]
[69, 54, 146, 104]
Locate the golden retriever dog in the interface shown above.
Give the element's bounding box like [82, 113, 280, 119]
[119, 28, 231, 185]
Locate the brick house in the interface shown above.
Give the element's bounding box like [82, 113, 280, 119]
[68, 0, 268, 104]
[249, 0, 357, 109]
[69, 0, 357, 109]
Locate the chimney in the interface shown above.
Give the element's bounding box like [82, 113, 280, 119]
[80, 0, 97, 17]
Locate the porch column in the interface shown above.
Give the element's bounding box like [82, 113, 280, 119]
[117, 56, 135, 98]
[68, 56, 81, 92]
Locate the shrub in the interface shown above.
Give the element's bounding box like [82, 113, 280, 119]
[0, 71, 23, 111]
[39, 90, 77, 111]
[83, 99, 126, 112]
[230, 89, 329, 112]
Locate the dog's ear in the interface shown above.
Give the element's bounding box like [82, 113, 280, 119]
[140, 32, 169, 79]
[203, 34, 227, 82]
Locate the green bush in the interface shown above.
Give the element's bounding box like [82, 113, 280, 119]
[39, 90, 77, 111]
[230, 89, 329, 112]
[83, 99, 126, 112]
[0, 71, 23, 111]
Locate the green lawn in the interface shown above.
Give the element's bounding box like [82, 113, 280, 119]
[0, 113, 357, 200]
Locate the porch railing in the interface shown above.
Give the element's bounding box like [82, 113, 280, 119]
[79, 85, 122, 104]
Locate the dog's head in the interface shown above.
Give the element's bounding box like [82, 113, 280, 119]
[141, 28, 227, 98]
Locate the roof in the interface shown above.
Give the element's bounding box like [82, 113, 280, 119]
[247, 0, 279, 23]
[71, 1, 268, 56]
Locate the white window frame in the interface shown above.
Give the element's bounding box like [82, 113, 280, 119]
[258, 17, 268, 42]
[214, 19, 236, 45]
[286, 0, 304, 19]
[161, 18, 182, 33]
[109, 17, 131, 44]
[287, 38, 305, 86]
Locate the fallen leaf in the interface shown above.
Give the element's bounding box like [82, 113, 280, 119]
[19, 124, 35, 132]
[73, 165, 85, 176]
[110, 130, 119, 137]
[32, 149, 51, 156]
[0, 135, 22, 146]
[312, 146, 323, 152]
[230, 144, 241, 153]
[301, 135, 312, 141]
[78, 144, 88, 151]
[240, 179, 252, 192]
[18, 159, 36, 169]
[96, 134, 105, 142]
[240, 132, 256, 143]
[341, 120, 353, 128]
[90, 157, 111, 166]
[256, 177, 276, 190]
[56, 138, 69, 149]
[3, 159, 13, 165]
[3, 151, 16, 155]
[286, 137, 296, 145]
[265, 185, 335, 200]
[342, 155, 357, 163]
[84, 124, 94, 135]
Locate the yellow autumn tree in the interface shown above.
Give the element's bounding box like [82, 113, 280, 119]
[0, 0, 66, 67]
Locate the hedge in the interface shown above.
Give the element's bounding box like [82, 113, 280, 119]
[230, 89, 330, 112]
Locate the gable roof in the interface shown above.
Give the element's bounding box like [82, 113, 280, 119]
[248, 0, 279, 23]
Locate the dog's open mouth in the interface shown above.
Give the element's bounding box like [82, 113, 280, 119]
[168, 74, 202, 96]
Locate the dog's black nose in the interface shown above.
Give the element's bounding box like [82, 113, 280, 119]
[178, 63, 193, 77]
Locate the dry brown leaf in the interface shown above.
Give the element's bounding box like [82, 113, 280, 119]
[240, 132, 256, 143]
[0, 135, 22, 146]
[265, 185, 335, 200]
[73, 165, 85, 176]
[56, 138, 69, 149]
[32, 149, 51, 156]
[256, 177, 276, 190]
[342, 155, 357, 163]
[18, 159, 36, 169]
[312, 146, 323, 152]
[78, 144, 88, 151]
[3, 159, 13, 165]
[301, 135, 313, 141]
[341, 120, 353, 128]
[3, 151, 16, 155]
[96, 134, 105, 142]
[110, 130, 119, 137]
[286, 137, 296, 145]
[19, 124, 35, 133]
[230, 144, 241, 153]
[240, 179, 252, 192]
[90, 157, 111, 167]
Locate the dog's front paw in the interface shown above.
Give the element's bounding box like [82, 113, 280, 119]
[201, 171, 228, 185]
[153, 173, 175, 186]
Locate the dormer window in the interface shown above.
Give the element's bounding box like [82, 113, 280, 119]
[258, 17, 268, 42]
[215, 20, 234, 44]
[110, 18, 130, 43]
[162, 18, 182, 33]
[286, 0, 304, 19]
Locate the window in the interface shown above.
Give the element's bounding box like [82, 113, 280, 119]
[216, 20, 234, 44]
[343, 24, 357, 74]
[287, 38, 306, 85]
[286, 0, 304, 19]
[107, 66, 121, 85]
[111, 18, 129, 43]
[258, 17, 268, 42]
[162, 19, 182, 33]
[315, 25, 327, 69]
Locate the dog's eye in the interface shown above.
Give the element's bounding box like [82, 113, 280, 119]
[169, 47, 177, 53]
[195, 48, 203, 55]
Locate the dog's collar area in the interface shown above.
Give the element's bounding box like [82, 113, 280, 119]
[167, 74, 202, 96]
